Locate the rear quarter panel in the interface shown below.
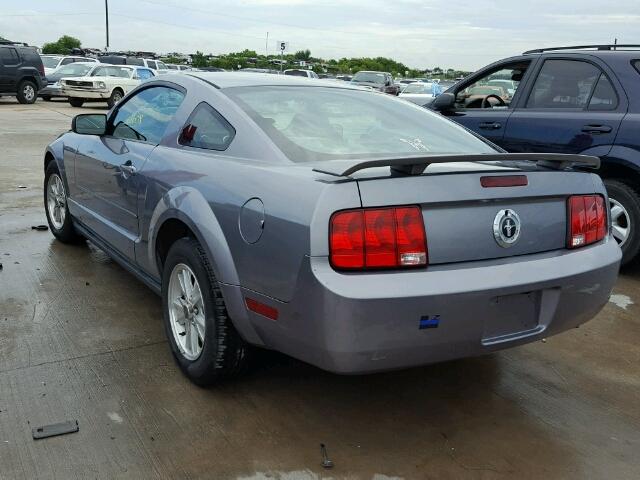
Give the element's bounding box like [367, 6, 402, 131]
[140, 150, 362, 302]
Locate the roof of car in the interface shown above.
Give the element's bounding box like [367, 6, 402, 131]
[186, 72, 363, 90]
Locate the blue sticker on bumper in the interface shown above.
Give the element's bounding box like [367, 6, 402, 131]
[419, 315, 440, 329]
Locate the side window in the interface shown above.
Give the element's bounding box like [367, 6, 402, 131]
[0, 48, 20, 65]
[136, 69, 154, 80]
[147, 60, 157, 70]
[60, 58, 74, 65]
[91, 66, 107, 76]
[526, 60, 600, 109]
[456, 61, 531, 109]
[588, 75, 618, 110]
[111, 87, 185, 145]
[179, 102, 235, 151]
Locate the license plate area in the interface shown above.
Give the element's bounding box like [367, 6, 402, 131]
[482, 291, 542, 344]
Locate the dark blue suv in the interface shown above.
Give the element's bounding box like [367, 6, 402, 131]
[431, 45, 640, 265]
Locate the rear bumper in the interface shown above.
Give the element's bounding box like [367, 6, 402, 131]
[243, 239, 621, 374]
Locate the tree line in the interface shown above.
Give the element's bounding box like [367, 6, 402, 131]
[32, 35, 471, 79]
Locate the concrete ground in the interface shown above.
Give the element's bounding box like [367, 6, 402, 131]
[0, 97, 639, 480]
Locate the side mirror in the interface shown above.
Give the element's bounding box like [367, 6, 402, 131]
[429, 92, 455, 112]
[72, 114, 107, 135]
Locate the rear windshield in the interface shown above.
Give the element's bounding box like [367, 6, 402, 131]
[225, 86, 495, 163]
[352, 72, 386, 84]
[284, 70, 308, 77]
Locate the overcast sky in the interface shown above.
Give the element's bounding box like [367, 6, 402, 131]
[2, 0, 639, 70]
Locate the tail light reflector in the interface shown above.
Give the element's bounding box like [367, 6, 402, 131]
[567, 195, 606, 248]
[330, 206, 427, 270]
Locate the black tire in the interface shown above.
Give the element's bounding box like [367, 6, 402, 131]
[162, 237, 249, 386]
[44, 161, 82, 243]
[42, 95, 52, 101]
[69, 98, 84, 108]
[107, 88, 124, 109]
[604, 178, 640, 266]
[17, 80, 37, 104]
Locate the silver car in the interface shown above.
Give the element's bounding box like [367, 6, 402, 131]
[43, 73, 621, 385]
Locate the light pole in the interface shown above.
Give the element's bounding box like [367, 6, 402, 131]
[105, 0, 110, 51]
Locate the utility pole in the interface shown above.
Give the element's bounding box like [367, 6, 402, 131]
[105, 0, 110, 51]
[265, 32, 269, 56]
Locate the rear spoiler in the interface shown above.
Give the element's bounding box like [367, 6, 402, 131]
[312, 153, 600, 177]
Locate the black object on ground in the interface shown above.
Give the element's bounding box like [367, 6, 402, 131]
[320, 443, 334, 469]
[32, 420, 79, 440]
[31, 225, 48, 231]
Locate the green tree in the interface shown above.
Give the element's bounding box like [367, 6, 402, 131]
[162, 56, 183, 65]
[42, 35, 81, 54]
[190, 51, 208, 68]
[293, 49, 311, 61]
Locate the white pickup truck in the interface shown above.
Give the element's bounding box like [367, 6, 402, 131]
[60, 65, 155, 108]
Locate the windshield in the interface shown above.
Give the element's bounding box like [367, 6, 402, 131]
[468, 86, 506, 96]
[55, 64, 94, 76]
[352, 72, 385, 84]
[91, 66, 132, 78]
[225, 86, 495, 163]
[41, 56, 61, 68]
[403, 83, 432, 94]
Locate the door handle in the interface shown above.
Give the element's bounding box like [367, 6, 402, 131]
[119, 162, 136, 176]
[581, 124, 612, 134]
[479, 122, 502, 130]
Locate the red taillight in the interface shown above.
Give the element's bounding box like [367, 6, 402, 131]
[330, 206, 427, 270]
[567, 195, 606, 248]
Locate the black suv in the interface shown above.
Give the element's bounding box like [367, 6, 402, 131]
[0, 43, 46, 104]
[431, 45, 640, 265]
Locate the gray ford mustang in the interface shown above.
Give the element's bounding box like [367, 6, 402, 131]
[43, 73, 621, 385]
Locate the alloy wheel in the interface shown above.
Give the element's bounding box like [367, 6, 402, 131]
[46, 173, 67, 230]
[23, 84, 35, 102]
[610, 197, 630, 246]
[168, 263, 206, 361]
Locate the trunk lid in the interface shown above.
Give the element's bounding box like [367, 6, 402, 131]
[352, 163, 599, 264]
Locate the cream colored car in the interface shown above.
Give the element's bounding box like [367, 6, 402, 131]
[61, 65, 155, 108]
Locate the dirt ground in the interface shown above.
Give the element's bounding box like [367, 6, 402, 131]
[0, 97, 639, 480]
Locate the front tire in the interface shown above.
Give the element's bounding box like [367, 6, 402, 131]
[107, 89, 124, 109]
[44, 162, 82, 243]
[17, 80, 37, 104]
[604, 178, 640, 266]
[69, 98, 84, 107]
[162, 238, 249, 386]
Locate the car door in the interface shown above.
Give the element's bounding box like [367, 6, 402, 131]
[502, 57, 626, 155]
[73, 85, 186, 260]
[0, 47, 20, 92]
[442, 59, 537, 145]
